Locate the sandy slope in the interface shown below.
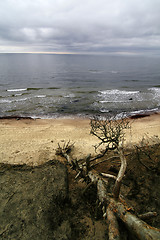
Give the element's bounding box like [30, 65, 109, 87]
[0, 113, 160, 165]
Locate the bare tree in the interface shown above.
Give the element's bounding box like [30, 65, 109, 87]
[90, 116, 129, 151]
[90, 116, 130, 199]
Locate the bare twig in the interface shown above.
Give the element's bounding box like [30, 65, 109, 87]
[56, 141, 75, 165]
[135, 145, 153, 171]
[90, 155, 119, 168]
[101, 173, 117, 180]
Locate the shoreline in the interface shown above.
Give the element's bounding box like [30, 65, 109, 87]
[0, 106, 159, 121]
[0, 108, 160, 120]
[0, 112, 160, 166]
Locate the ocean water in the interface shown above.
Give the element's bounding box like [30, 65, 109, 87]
[0, 53, 160, 118]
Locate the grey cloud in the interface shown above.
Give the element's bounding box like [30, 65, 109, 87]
[0, 0, 160, 54]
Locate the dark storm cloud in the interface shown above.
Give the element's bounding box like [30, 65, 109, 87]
[0, 0, 160, 54]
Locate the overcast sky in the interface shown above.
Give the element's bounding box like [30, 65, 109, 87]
[0, 0, 160, 54]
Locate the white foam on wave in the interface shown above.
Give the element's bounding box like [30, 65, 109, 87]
[0, 97, 29, 104]
[15, 93, 22, 96]
[149, 87, 160, 91]
[100, 100, 124, 103]
[7, 88, 27, 92]
[15, 98, 28, 102]
[64, 93, 75, 98]
[0, 99, 12, 103]
[100, 99, 144, 103]
[100, 109, 109, 113]
[130, 108, 159, 116]
[114, 112, 128, 119]
[98, 89, 141, 105]
[149, 88, 160, 104]
[149, 87, 160, 95]
[99, 89, 139, 95]
[35, 95, 46, 98]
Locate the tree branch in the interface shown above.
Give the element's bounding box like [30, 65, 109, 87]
[113, 148, 127, 199]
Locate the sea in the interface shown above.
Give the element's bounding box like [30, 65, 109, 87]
[0, 53, 160, 119]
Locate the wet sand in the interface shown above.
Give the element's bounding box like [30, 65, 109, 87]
[0, 113, 160, 165]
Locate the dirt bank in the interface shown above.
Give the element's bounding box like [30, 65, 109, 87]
[0, 113, 160, 239]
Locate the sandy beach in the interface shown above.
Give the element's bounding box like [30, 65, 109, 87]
[0, 113, 160, 166]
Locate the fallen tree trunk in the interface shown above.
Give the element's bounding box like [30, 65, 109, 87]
[88, 169, 160, 240]
[108, 198, 160, 240]
[56, 142, 160, 240]
[88, 168, 160, 240]
[107, 206, 120, 240]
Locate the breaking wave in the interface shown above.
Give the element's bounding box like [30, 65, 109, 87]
[7, 88, 27, 92]
[99, 89, 139, 95]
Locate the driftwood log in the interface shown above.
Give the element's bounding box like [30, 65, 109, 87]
[56, 141, 160, 240]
